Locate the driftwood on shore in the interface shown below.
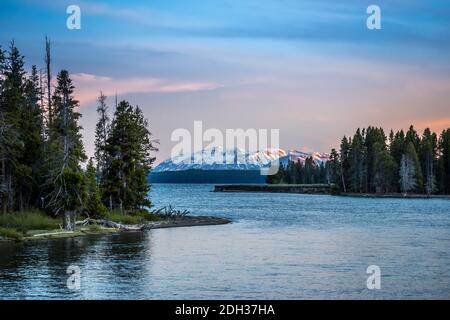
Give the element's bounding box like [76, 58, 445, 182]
[75, 218, 145, 231]
[75, 216, 231, 232]
[75, 216, 231, 231]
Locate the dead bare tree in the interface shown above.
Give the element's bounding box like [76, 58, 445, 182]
[45, 36, 52, 124]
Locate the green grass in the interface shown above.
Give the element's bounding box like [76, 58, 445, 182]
[0, 209, 161, 241]
[87, 224, 102, 232]
[0, 210, 60, 233]
[0, 227, 23, 240]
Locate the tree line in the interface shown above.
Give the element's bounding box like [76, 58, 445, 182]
[0, 40, 157, 230]
[269, 125, 450, 195]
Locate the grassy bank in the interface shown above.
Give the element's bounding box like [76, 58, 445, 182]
[0, 211, 60, 240]
[0, 210, 161, 241]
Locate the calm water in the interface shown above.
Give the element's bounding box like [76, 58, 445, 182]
[1, 184, 450, 299]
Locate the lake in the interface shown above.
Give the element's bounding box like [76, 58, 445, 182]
[1, 184, 450, 299]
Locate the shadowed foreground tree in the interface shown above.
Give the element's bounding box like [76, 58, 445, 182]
[0, 40, 161, 231]
[45, 70, 86, 230]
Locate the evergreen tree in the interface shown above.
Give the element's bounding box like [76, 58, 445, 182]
[364, 127, 387, 192]
[406, 125, 421, 152]
[304, 157, 316, 184]
[373, 146, 397, 193]
[16, 65, 45, 210]
[45, 70, 86, 229]
[84, 158, 107, 218]
[389, 129, 406, 192]
[399, 153, 416, 195]
[266, 162, 285, 184]
[399, 142, 422, 194]
[44, 36, 52, 125]
[94, 91, 110, 184]
[0, 41, 27, 212]
[339, 136, 351, 192]
[327, 149, 341, 185]
[102, 101, 157, 213]
[420, 128, 437, 195]
[285, 161, 297, 184]
[407, 141, 423, 192]
[349, 129, 365, 192]
[0, 45, 8, 212]
[438, 129, 450, 194]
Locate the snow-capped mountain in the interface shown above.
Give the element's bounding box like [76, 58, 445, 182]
[153, 147, 328, 173]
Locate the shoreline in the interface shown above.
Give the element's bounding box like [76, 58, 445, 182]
[213, 184, 450, 199]
[0, 215, 231, 242]
[335, 193, 450, 199]
[213, 184, 332, 194]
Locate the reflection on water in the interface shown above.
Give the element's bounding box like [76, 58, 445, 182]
[1, 184, 450, 299]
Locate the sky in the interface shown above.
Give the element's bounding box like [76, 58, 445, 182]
[1, 0, 450, 163]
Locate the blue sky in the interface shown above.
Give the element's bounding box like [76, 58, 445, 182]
[1, 0, 450, 162]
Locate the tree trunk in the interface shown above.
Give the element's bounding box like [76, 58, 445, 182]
[63, 211, 74, 231]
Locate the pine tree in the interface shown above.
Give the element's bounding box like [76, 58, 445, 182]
[407, 141, 423, 192]
[389, 129, 406, 192]
[94, 91, 110, 184]
[14, 65, 45, 210]
[285, 161, 296, 184]
[438, 129, 450, 194]
[102, 101, 157, 213]
[45, 70, 86, 229]
[373, 147, 397, 193]
[304, 157, 316, 184]
[0, 45, 8, 212]
[399, 142, 422, 195]
[327, 149, 341, 186]
[339, 136, 351, 192]
[363, 127, 385, 192]
[406, 125, 420, 152]
[420, 128, 437, 195]
[0, 41, 27, 212]
[349, 129, 365, 192]
[84, 158, 107, 218]
[399, 153, 416, 195]
[44, 36, 52, 125]
[266, 162, 285, 184]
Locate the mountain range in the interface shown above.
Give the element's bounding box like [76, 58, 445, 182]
[150, 147, 329, 183]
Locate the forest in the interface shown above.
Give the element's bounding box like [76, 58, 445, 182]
[0, 39, 157, 232]
[269, 125, 450, 196]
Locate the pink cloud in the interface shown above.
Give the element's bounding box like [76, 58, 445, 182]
[71, 73, 222, 105]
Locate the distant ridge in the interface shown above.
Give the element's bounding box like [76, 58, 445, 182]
[150, 147, 329, 183]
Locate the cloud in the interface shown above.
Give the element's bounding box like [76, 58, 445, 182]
[71, 73, 222, 104]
